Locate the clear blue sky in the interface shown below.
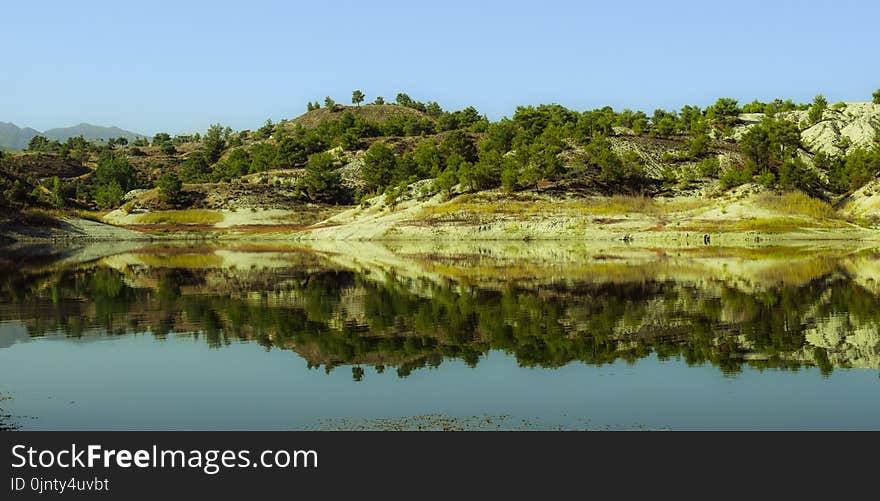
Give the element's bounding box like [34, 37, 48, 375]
[3, 0, 878, 135]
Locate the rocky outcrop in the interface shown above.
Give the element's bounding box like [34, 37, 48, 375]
[734, 102, 880, 157]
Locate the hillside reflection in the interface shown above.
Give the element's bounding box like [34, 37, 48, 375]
[2, 243, 880, 378]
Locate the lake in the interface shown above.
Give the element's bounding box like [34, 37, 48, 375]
[1, 241, 879, 430]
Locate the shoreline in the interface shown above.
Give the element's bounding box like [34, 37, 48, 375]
[4, 221, 880, 245]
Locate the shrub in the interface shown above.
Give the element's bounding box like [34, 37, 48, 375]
[698, 156, 721, 178]
[757, 169, 776, 187]
[687, 134, 710, 158]
[94, 181, 124, 209]
[719, 163, 753, 189]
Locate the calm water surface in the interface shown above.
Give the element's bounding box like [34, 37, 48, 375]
[1, 242, 879, 430]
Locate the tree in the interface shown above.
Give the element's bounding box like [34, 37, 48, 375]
[249, 143, 276, 172]
[808, 94, 827, 124]
[434, 166, 459, 195]
[152, 132, 171, 146]
[275, 135, 307, 166]
[654, 116, 677, 137]
[324, 96, 336, 109]
[351, 90, 365, 107]
[213, 148, 250, 181]
[362, 142, 396, 191]
[706, 98, 740, 128]
[180, 152, 211, 183]
[687, 134, 710, 158]
[740, 118, 800, 170]
[27, 136, 50, 151]
[778, 157, 819, 192]
[94, 153, 137, 192]
[585, 139, 628, 184]
[157, 172, 184, 206]
[51, 176, 64, 208]
[395, 93, 413, 107]
[679, 105, 704, 133]
[374, 96, 385, 105]
[833, 147, 880, 191]
[873, 89, 880, 105]
[461, 151, 501, 190]
[439, 130, 477, 163]
[425, 101, 443, 118]
[203, 123, 227, 163]
[412, 139, 442, 177]
[255, 119, 274, 140]
[160, 142, 177, 155]
[301, 152, 342, 202]
[501, 159, 519, 192]
[94, 181, 124, 209]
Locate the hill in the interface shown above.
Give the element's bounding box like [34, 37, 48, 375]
[0, 122, 41, 151]
[3, 93, 880, 244]
[42, 123, 148, 143]
[286, 104, 432, 130]
[0, 122, 148, 151]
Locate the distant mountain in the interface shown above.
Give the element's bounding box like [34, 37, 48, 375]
[42, 123, 147, 144]
[0, 122, 41, 151]
[0, 122, 148, 151]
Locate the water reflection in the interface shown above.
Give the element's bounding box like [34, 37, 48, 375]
[2, 243, 880, 380]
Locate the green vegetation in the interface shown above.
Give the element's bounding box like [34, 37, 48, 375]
[362, 142, 397, 192]
[2, 89, 879, 224]
[3, 250, 876, 376]
[808, 94, 828, 124]
[351, 90, 365, 107]
[824, 147, 880, 192]
[301, 152, 344, 202]
[157, 172, 184, 206]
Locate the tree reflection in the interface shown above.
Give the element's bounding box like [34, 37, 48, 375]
[1, 254, 880, 378]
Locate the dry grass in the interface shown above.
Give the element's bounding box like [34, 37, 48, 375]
[287, 104, 431, 130]
[15, 208, 108, 225]
[755, 191, 839, 220]
[136, 210, 224, 225]
[676, 217, 846, 233]
[579, 195, 659, 215]
[16, 209, 61, 227]
[417, 193, 685, 223]
[71, 210, 107, 223]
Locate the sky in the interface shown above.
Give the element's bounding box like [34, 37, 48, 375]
[2, 0, 878, 135]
